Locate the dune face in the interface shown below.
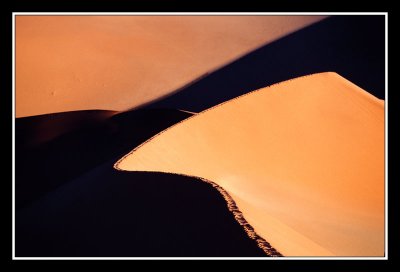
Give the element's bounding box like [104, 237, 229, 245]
[115, 72, 385, 257]
[16, 15, 326, 117]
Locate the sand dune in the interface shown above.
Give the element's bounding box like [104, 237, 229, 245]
[115, 72, 385, 256]
[147, 16, 385, 112]
[16, 109, 193, 209]
[16, 15, 325, 117]
[16, 110, 117, 148]
[16, 110, 268, 257]
[16, 169, 268, 257]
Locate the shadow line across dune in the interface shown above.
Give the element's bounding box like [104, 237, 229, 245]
[145, 15, 385, 112]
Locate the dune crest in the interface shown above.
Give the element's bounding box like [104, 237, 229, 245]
[115, 72, 385, 257]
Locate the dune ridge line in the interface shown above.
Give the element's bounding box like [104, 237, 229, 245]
[113, 73, 336, 257]
[114, 72, 384, 256]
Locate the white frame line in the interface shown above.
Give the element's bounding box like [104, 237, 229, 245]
[12, 12, 389, 261]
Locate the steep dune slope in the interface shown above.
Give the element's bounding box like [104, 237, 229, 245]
[116, 72, 385, 256]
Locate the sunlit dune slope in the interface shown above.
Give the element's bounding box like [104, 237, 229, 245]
[16, 15, 325, 117]
[115, 72, 385, 257]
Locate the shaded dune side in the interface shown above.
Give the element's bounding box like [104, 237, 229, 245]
[146, 15, 385, 112]
[16, 169, 268, 257]
[16, 109, 192, 209]
[16, 110, 117, 148]
[16, 108, 272, 256]
[116, 169, 282, 257]
[115, 72, 385, 256]
[206, 180, 281, 256]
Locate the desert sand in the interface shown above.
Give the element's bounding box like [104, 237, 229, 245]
[16, 15, 325, 117]
[115, 72, 385, 257]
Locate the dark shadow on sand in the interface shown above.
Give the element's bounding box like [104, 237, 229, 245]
[16, 109, 192, 210]
[145, 15, 385, 112]
[16, 166, 266, 257]
[16, 108, 268, 256]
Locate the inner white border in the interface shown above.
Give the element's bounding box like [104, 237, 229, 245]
[12, 12, 389, 260]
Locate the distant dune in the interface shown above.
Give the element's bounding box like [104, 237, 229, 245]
[16, 15, 325, 117]
[115, 72, 385, 256]
[16, 109, 192, 209]
[147, 16, 385, 112]
[16, 110, 117, 148]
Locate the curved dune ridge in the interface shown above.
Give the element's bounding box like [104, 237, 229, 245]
[115, 72, 384, 257]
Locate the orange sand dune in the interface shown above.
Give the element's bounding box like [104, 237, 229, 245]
[16, 15, 325, 117]
[115, 72, 385, 257]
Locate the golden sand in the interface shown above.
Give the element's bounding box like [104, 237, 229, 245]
[16, 15, 325, 117]
[115, 72, 385, 256]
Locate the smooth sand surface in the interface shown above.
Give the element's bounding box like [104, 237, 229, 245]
[16, 15, 325, 117]
[115, 72, 385, 256]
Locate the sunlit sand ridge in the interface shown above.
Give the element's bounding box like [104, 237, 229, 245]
[16, 15, 325, 117]
[115, 72, 384, 257]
